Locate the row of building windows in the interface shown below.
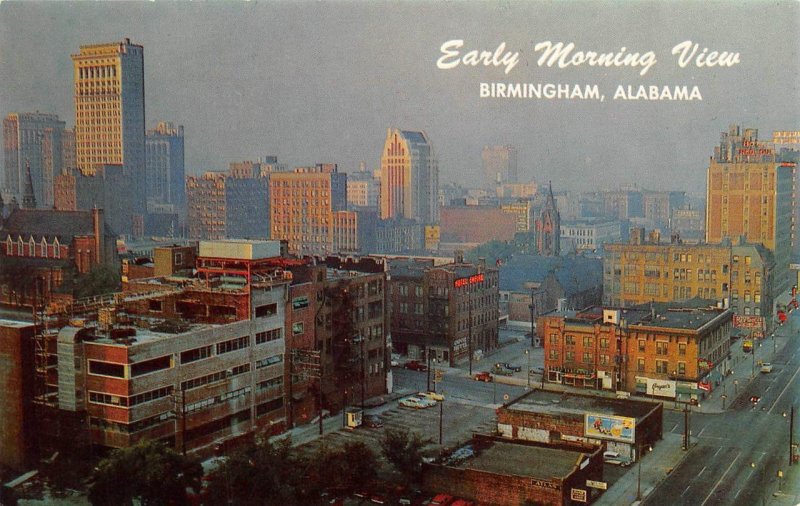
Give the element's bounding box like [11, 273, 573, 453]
[89, 411, 173, 435]
[185, 386, 252, 414]
[4, 236, 63, 259]
[181, 363, 250, 391]
[88, 386, 174, 408]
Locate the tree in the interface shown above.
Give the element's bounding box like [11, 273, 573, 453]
[203, 438, 313, 506]
[380, 428, 429, 486]
[87, 439, 202, 506]
[74, 265, 120, 299]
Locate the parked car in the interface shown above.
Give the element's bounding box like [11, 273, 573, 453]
[363, 414, 384, 428]
[404, 360, 428, 372]
[499, 362, 522, 372]
[429, 494, 454, 505]
[760, 363, 773, 373]
[391, 353, 400, 367]
[399, 396, 435, 409]
[491, 364, 513, 376]
[409, 393, 437, 407]
[473, 371, 492, 382]
[603, 451, 631, 467]
[418, 391, 445, 402]
[450, 500, 475, 506]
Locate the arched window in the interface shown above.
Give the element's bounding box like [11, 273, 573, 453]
[28, 237, 35, 256]
[40, 237, 48, 258]
[5, 236, 12, 256]
[53, 238, 61, 258]
[17, 237, 24, 256]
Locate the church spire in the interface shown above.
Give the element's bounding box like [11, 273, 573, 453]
[22, 160, 37, 209]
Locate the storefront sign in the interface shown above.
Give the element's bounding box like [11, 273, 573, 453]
[638, 376, 677, 398]
[586, 480, 608, 490]
[530, 478, 560, 490]
[697, 381, 711, 392]
[585, 414, 635, 443]
[570, 488, 587, 502]
[733, 314, 764, 329]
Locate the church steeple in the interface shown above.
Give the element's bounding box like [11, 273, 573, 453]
[22, 160, 37, 209]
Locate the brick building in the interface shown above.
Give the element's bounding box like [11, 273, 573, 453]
[439, 205, 517, 245]
[540, 302, 733, 403]
[34, 240, 290, 456]
[0, 207, 118, 307]
[604, 236, 775, 327]
[496, 390, 662, 462]
[388, 255, 499, 365]
[0, 320, 36, 470]
[422, 435, 603, 506]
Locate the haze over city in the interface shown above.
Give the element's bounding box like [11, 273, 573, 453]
[1, 1, 798, 193]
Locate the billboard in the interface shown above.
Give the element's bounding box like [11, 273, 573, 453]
[585, 414, 636, 443]
[732, 314, 765, 329]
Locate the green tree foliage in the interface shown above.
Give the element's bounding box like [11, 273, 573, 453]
[380, 428, 429, 486]
[87, 440, 202, 506]
[74, 265, 120, 299]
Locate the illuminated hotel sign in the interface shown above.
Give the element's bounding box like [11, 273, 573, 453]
[737, 140, 772, 157]
[773, 131, 800, 145]
[454, 273, 484, 288]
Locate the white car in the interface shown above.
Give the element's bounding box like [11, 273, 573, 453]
[417, 391, 445, 402]
[399, 396, 432, 409]
[760, 363, 773, 373]
[603, 451, 631, 467]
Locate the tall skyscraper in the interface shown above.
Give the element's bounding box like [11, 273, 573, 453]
[72, 39, 145, 177]
[145, 122, 185, 212]
[379, 129, 438, 224]
[3, 112, 66, 208]
[482, 144, 518, 188]
[706, 125, 796, 295]
[72, 39, 146, 236]
[269, 163, 347, 255]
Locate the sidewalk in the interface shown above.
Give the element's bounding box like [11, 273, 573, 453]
[595, 432, 690, 506]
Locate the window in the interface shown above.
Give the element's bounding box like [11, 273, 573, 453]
[550, 333, 559, 345]
[181, 345, 212, 364]
[638, 339, 645, 352]
[583, 336, 593, 347]
[131, 356, 172, 377]
[292, 296, 309, 310]
[565, 335, 576, 346]
[600, 354, 609, 365]
[656, 341, 668, 356]
[549, 349, 558, 360]
[292, 322, 304, 335]
[89, 360, 125, 378]
[255, 354, 283, 369]
[656, 360, 668, 373]
[565, 351, 575, 362]
[678, 343, 686, 355]
[600, 338, 609, 349]
[255, 303, 278, 318]
[583, 352, 593, 364]
[637, 358, 645, 372]
[216, 336, 249, 354]
[253, 324, 282, 344]
[678, 362, 686, 375]
[129, 387, 173, 407]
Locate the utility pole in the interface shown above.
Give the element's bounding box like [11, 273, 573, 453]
[439, 399, 444, 445]
[683, 404, 690, 450]
[525, 349, 530, 389]
[636, 442, 642, 501]
[181, 387, 186, 456]
[432, 359, 437, 394]
[427, 347, 431, 391]
[360, 335, 366, 409]
[791, 405, 795, 467]
[751, 330, 756, 379]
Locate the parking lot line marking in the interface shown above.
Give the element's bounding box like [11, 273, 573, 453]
[768, 357, 800, 414]
[681, 486, 691, 497]
[698, 466, 707, 477]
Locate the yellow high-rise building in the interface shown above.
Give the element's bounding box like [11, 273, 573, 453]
[705, 125, 795, 295]
[379, 129, 438, 224]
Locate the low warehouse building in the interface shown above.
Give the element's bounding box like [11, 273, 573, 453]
[423, 435, 604, 506]
[497, 390, 662, 461]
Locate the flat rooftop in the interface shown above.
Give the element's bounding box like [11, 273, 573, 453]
[507, 390, 656, 420]
[0, 318, 34, 329]
[454, 440, 584, 479]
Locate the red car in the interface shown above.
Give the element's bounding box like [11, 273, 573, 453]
[404, 360, 428, 372]
[473, 371, 492, 382]
[430, 494, 454, 506]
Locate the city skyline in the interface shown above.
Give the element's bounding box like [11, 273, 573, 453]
[1, 1, 798, 194]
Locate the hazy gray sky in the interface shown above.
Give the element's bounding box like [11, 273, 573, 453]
[1, 1, 798, 194]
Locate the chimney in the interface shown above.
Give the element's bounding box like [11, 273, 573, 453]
[92, 207, 104, 263]
[454, 250, 464, 264]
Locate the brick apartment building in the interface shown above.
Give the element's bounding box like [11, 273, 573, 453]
[604, 233, 775, 328]
[540, 302, 733, 403]
[388, 254, 499, 365]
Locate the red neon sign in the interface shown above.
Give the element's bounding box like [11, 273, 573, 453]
[454, 273, 485, 288]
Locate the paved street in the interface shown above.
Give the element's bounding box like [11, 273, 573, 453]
[643, 312, 800, 506]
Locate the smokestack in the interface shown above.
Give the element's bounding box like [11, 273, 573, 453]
[92, 207, 103, 262]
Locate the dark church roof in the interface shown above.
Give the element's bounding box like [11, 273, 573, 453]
[1, 209, 100, 243]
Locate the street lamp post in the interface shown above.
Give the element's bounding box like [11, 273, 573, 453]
[636, 443, 642, 501]
[426, 347, 431, 392]
[439, 399, 444, 445]
[432, 358, 437, 394]
[525, 349, 530, 389]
